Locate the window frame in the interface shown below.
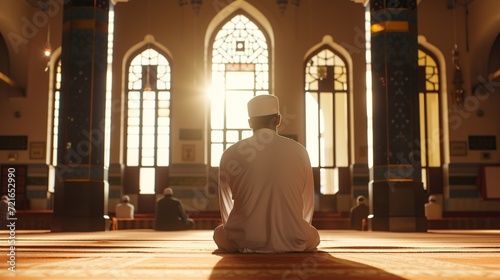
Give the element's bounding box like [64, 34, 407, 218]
[123, 46, 172, 194]
[418, 46, 443, 190]
[303, 45, 351, 194]
[207, 11, 272, 167]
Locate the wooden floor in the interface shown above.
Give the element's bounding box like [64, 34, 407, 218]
[0, 229, 499, 279]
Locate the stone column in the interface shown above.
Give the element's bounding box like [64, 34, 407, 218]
[51, 0, 109, 232]
[368, 0, 427, 232]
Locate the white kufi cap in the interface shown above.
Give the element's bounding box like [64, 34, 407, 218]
[164, 187, 173, 195]
[247, 95, 280, 118]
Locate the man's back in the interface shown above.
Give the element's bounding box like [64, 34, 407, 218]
[425, 202, 442, 219]
[154, 196, 191, 230]
[218, 128, 318, 252]
[115, 203, 134, 219]
[349, 203, 369, 230]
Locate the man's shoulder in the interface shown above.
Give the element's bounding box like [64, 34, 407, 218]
[226, 137, 250, 150]
[220, 138, 249, 162]
[160, 196, 180, 203]
[275, 134, 306, 149]
[170, 197, 182, 204]
[426, 202, 441, 208]
[116, 203, 133, 209]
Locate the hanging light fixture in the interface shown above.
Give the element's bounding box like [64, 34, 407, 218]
[191, 0, 202, 14]
[450, 0, 465, 107]
[44, 28, 52, 57]
[317, 66, 328, 80]
[276, 0, 300, 15]
[179, 0, 203, 14]
[43, 0, 51, 58]
[44, 38, 52, 71]
[144, 0, 153, 92]
[41, 0, 51, 72]
[144, 59, 152, 92]
[308, 60, 328, 81]
[451, 45, 465, 107]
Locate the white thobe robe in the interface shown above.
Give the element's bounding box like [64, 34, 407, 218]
[115, 203, 134, 219]
[425, 202, 442, 219]
[213, 128, 320, 253]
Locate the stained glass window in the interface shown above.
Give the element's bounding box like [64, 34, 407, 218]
[126, 48, 171, 193]
[210, 14, 269, 166]
[418, 47, 442, 189]
[305, 48, 349, 194]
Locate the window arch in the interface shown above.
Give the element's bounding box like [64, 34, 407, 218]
[125, 47, 171, 194]
[209, 13, 270, 167]
[304, 46, 349, 194]
[418, 46, 442, 189]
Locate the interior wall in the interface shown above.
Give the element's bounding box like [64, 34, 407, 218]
[0, 0, 498, 212]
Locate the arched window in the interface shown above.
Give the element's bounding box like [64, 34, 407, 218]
[209, 13, 270, 167]
[418, 47, 442, 189]
[125, 47, 171, 194]
[305, 47, 349, 194]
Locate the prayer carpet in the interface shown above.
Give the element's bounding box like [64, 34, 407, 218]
[0, 230, 499, 279]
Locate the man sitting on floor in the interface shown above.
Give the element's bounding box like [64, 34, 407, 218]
[349, 195, 369, 231]
[213, 94, 320, 253]
[154, 187, 195, 231]
[425, 195, 443, 219]
[115, 195, 134, 219]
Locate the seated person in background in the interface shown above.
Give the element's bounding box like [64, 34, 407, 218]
[154, 187, 195, 231]
[349, 195, 369, 231]
[115, 195, 135, 219]
[1, 195, 11, 228]
[425, 195, 442, 219]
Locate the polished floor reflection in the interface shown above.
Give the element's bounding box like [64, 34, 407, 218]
[0, 229, 499, 279]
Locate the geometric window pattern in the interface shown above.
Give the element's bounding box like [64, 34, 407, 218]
[418, 47, 441, 190]
[305, 48, 349, 194]
[418, 47, 441, 168]
[126, 48, 171, 167]
[210, 14, 269, 166]
[126, 48, 171, 194]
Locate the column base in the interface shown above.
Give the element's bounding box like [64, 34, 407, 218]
[51, 216, 109, 232]
[369, 180, 427, 232]
[51, 180, 108, 232]
[370, 216, 427, 232]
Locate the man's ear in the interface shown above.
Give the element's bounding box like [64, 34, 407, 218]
[248, 119, 253, 128]
[275, 115, 281, 126]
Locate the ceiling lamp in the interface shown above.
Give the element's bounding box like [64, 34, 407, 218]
[451, 45, 465, 107]
[277, 0, 300, 15]
[180, 0, 203, 14]
[449, 0, 466, 107]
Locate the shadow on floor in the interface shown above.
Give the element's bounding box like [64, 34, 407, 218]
[209, 250, 405, 279]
